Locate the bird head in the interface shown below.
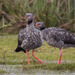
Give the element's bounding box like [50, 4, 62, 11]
[25, 13, 34, 21]
[36, 22, 45, 30]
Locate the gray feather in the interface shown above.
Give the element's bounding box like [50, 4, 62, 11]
[41, 27, 75, 49]
[18, 21, 42, 51]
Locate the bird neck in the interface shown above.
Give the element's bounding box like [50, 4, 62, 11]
[28, 19, 33, 25]
[26, 19, 34, 28]
[40, 27, 46, 31]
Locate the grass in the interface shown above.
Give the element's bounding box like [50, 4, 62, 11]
[0, 35, 75, 70]
[0, 69, 6, 74]
[0, 0, 75, 28]
[22, 63, 75, 70]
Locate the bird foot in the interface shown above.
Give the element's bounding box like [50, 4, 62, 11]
[57, 61, 61, 64]
[28, 61, 30, 65]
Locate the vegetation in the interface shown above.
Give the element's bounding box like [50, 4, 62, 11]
[23, 63, 75, 70]
[0, 70, 6, 74]
[0, 0, 75, 33]
[0, 35, 75, 70]
[0, 0, 75, 73]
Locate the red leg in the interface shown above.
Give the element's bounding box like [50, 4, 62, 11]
[32, 50, 44, 64]
[26, 50, 30, 65]
[57, 49, 62, 64]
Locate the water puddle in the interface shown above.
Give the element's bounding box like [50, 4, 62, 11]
[43, 60, 75, 63]
[0, 65, 75, 75]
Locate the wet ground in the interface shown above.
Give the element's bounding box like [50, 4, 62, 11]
[0, 65, 75, 75]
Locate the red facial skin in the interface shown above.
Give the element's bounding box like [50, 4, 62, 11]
[36, 24, 40, 27]
[25, 15, 29, 19]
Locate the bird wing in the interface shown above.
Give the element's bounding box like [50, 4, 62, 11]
[21, 28, 42, 50]
[18, 28, 27, 46]
[48, 27, 75, 44]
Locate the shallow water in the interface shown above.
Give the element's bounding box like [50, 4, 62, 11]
[0, 65, 75, 75]
[43, 60, 75, 63]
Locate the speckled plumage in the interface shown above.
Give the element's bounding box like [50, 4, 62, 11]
[36, 22, 75, 64]
[16, 19, 42, 53]
[19, 25, 42, 50]
[15, 13, 44, 64]
[41, 27, 75, 49]
[36, 22, 75, 49]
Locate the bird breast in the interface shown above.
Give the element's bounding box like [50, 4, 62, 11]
[21, 28, 42, 50]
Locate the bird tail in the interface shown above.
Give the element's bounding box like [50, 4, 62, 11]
[15, 47, 26, 53]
